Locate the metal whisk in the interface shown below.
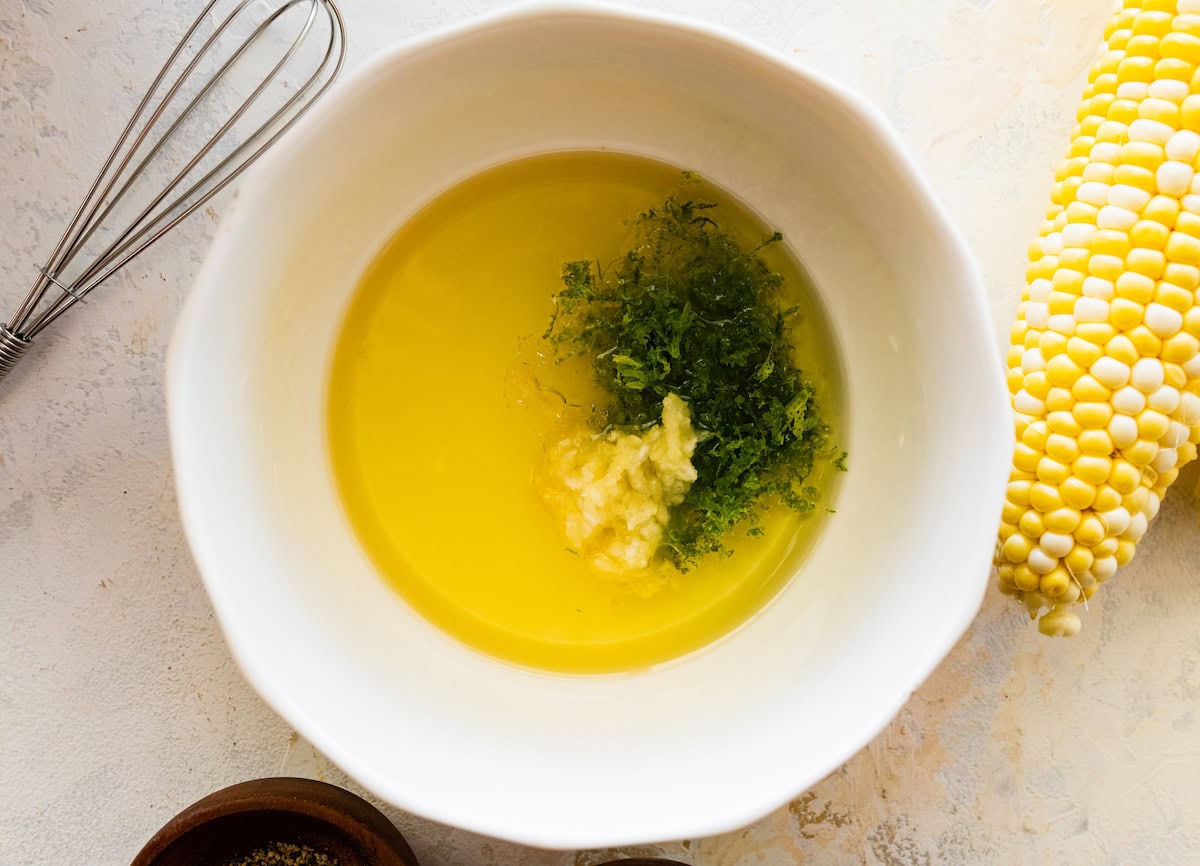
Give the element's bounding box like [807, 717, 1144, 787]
[0, 0, 346, 384]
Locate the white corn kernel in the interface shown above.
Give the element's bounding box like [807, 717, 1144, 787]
[1099, 506, 1132, 536]
[1181, 392, 1200, 425]
[1082, 276, 1116, 299]
[1075, 297, 1111, 323]
[1062, 223, 1096, 247]
[1022, 348, 1047, 373]
[1130, 119, 1176, 145]
[1151, 80, 1190, 103]
[1181, 353, 1200, 377]
[1014, 390, 1047, 415]
[1109, 414, 1140, 448]
[1117, 81, 1151, 100]
[1167, 421, 1191, 448]
[1145, 303, 1184, 337]
[1029, 278, 1053, 301]
[1158, 161, 1195, 196]
[1147, 384, 1182, 414]
[1152, 447, 1179, 473]
[1167, 131, 1200, 163]
[1049, 314, 1077, 335]
[1078, 181, 1112, 206]
[1182, 194, 1200, 214]
[1027, 546, 1058, 575]
[1145, 492, 1161, 521]
[1026, 302, 1050, 329]
[1092, 556, 1118, 581]
[1113, 385, 1148, 415]
[1043, 232, 1064, 255]
[1092, 141, 1123, 163]
[1092, 356, 1132, 389]
[1109, 184, 1152, 211]
[1098, 205, 1139, 230]
[1122, 511, 1149, 542]
[1131, 357, 1166, 391]
[1039, 532, 1074, 558]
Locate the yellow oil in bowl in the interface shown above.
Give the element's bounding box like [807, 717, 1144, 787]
[326, 151, 843, 673]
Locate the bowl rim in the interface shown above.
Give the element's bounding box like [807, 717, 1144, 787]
[168, 0, 1010, 848]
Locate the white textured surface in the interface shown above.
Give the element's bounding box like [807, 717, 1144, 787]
[1, 1, 1198, 865]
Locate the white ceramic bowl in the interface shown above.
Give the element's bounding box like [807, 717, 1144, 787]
[169, 1, 1011, 849]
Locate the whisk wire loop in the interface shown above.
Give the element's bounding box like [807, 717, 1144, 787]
[2, 0, 346, 377]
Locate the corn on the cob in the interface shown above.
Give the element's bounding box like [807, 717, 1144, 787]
[998, 0, 1200, 636]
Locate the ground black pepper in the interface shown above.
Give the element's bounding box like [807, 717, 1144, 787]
[228, 840, 339, 866]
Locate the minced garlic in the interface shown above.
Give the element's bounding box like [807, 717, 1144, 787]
[537, 393, 700, 577]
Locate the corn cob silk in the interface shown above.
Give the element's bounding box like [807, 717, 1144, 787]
[999, 0, 1200, 636]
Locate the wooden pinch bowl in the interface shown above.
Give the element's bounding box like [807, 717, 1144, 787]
[130, 777, 420, 866]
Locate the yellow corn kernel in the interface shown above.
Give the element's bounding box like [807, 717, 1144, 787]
[1074, 402, 1115, 428]
[1138, 409, 1172, 440]
[1013, 563, 1041, 592]
[1046, 433, 1082, 463]
[1163, 331, 1200, 364]
[1177, 210, 1200, 239]
[1038, 607, 1082, 637]
[1094, 484, 1124, 513]
[1115, 164, 1157, 191]
[1164, 361, 1188, 388]
[1007, 479, 1033, 506]
[1044, 507, 1082, 534]
[1072, 374, 1112, 402]
[1105, 334, 1140, 365]
[1060, 475, 1098, 509]
[1039, 565, 1073, 598]
[1093, 229, 1135, 257]
[1037, 456, 1072, 485]
[1108, 458, 1142, 493]
[1046, 354, 1084, 386]
[1075, 513, 1108, 547]
[1156, 58, 1196, 81]
[1122, 139, 1166, 169]
[1029, 481, 1064, 513]
[1123, 438, 1160, 466]
[1025, 371, 1051, 400]
[1046, 410, 1082, 436]
[1166, 28, 1200, 59]
[1134, 10, 1174, 38]
[1058, 249, 1092, 274]
[1128, 324, 1165, 355]
[1132, 219, 1171, 249]
[1022, 420, 1049, 450]
[1019, 510, 1046, 538]
[1046, 387, 1075, 411]
[1110, 98, 1141, 125]
[1001, 533, 1035, 563]
[1155, 281, 1196, 312]
[1115, 271, 1158, 302]
[1115, 539, 1138, 566]
[1067, 201, 1101, 224]
[1048, 291, 1079, 316]
[1007, 368, 1024, 393]
[1040, 330, 1070, 357]
[1076, 322, 1118, 344]
[1073, 454, 1115, 485]
[1001, 500, 1025, 525]
[1163, 262, 1200, 289]
[1065, 544, 1095, 575]
[1167, 229, 1200, 263]
[1147, 194, 1183, 226]
[1013, 442, 1042, 473]
[1067, 336, 1104, 367]
[1078, 428, 1115, 455]
[1127, 248, 1167, 278]
[1089, 253, 1126, 280]
[1111, 298, 1147, 329]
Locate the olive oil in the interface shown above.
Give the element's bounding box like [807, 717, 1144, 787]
[326, 151, 843, 673]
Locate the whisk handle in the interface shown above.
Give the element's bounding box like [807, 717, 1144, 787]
[0, 325, 33, 383]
